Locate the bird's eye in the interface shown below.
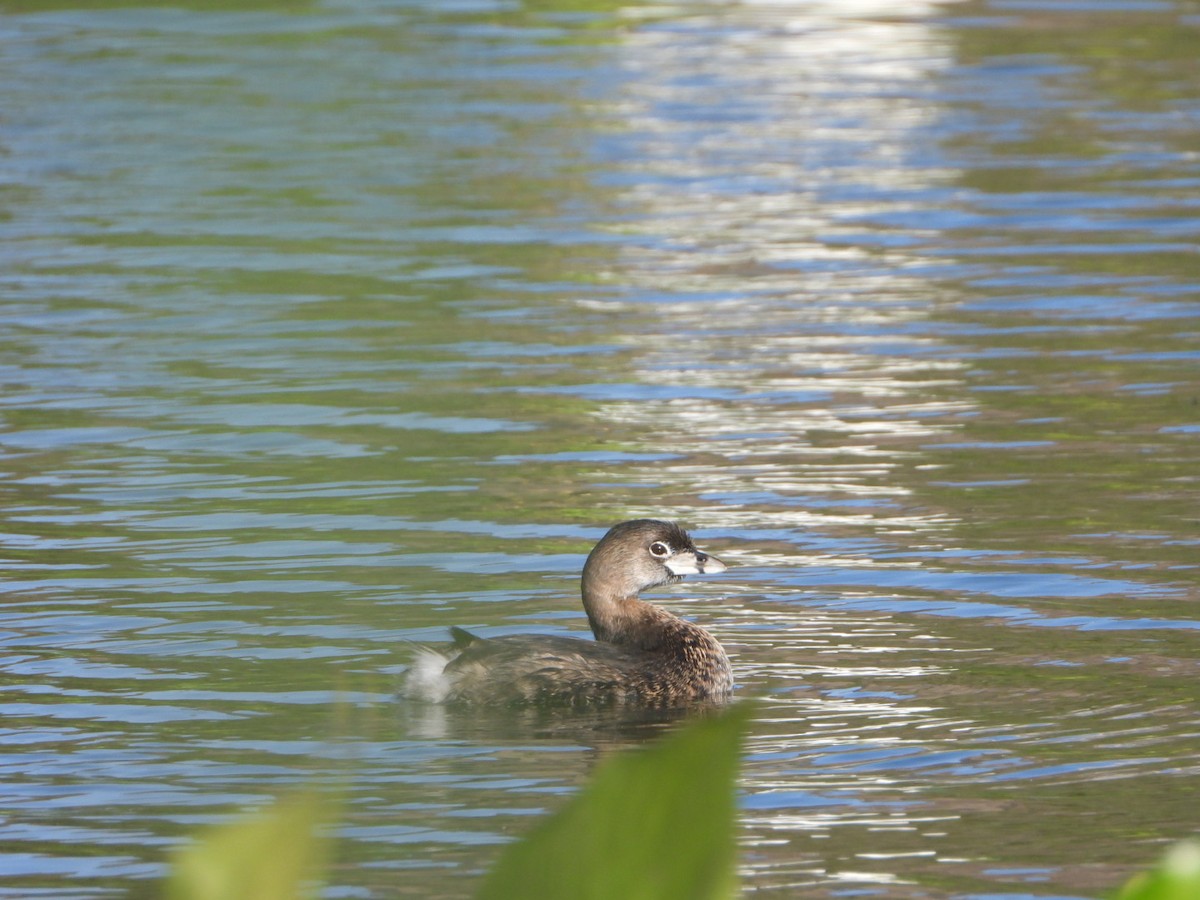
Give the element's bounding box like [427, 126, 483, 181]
[649, 541, 670, 558]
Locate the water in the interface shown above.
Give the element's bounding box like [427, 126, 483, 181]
[2, 1, 1198, 897]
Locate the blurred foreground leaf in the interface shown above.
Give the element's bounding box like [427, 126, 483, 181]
[165, 791, 333, 900]
[1118, 841, 1200, 900]
[476, 704, 752, 900]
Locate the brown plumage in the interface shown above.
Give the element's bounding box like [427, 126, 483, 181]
[402, 520, 732, 707]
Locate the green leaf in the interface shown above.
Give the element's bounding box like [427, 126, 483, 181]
[165, 791, 333, 900]
[476, 704, 752, 900]
[1118, 841, 1200, 900]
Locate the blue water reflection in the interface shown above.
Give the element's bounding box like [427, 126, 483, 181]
[2, 1, 1199, 899]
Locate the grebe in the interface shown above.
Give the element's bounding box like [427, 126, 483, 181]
[402, 520, 732, 706]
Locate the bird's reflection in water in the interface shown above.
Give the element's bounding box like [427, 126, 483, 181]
[397, 694, 730, 751]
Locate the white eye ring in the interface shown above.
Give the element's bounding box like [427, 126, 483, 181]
[649, 541, 671, 558]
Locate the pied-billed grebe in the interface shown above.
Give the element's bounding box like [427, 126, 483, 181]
[402, 520, 732, 706]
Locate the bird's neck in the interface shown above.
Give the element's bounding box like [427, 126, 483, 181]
[584, 590, 656, 645]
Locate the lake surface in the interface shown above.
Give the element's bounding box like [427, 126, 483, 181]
[2, 0, 1198, 897]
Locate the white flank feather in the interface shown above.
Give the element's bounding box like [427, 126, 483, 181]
[400, 647, 454, 703]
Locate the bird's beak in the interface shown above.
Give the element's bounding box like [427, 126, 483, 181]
[665, 549, 728, 577]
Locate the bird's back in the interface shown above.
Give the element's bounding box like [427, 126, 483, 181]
[420, 621, 731, 707]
